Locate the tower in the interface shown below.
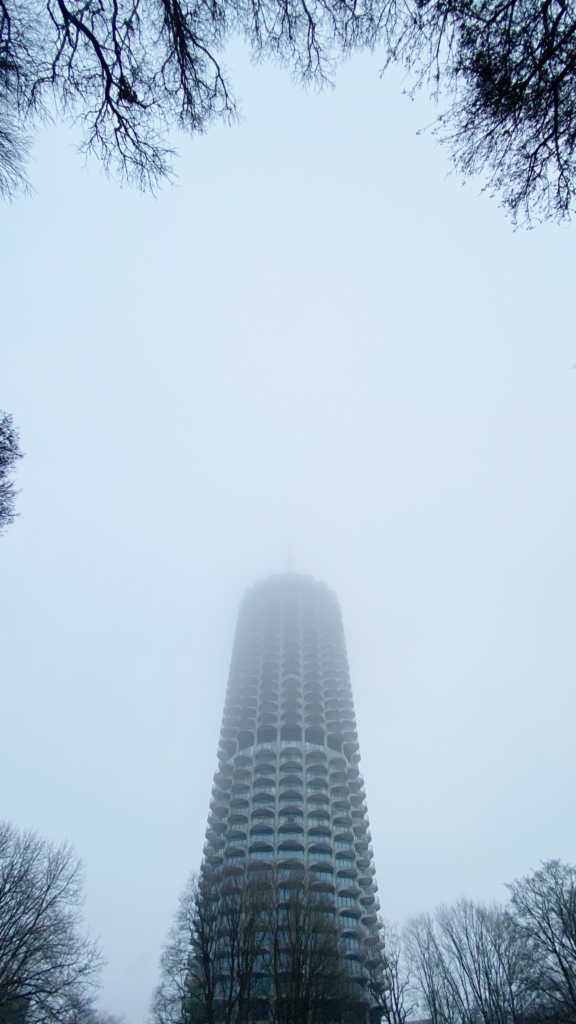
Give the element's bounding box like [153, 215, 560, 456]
[202, 575, 382, 1015]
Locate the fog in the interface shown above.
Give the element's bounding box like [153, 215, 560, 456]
[2, 43, 576, 1024]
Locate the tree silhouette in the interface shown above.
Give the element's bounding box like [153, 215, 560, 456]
[0, 413, 22, 535]
[2, 0, 576, 220]
[380, 0, 576, 223]
[0, 821, 103, 1024]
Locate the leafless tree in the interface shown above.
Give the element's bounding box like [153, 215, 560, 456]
[366, 920, 415, 1024]
[56, 990, 125, 1024]
[152, 867, 364, 1024]
[3, 0, 576, 220]
[151, 873, 218, 1024]
[152, 872, 269, 1024]
[0, 821, 103, 1024]
[405, 912, 460, 1024]
[266, 873, 359, 1024]
[0, 413, 22, 535]
[0, 0, 385, 198]
[406, 900, 539, 1024]
[379, 0, 576, 223]
[508, 860, 576, 1023]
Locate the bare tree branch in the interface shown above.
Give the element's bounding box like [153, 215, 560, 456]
[0, 821, 103, 1024]
[0, 413, 23, 534]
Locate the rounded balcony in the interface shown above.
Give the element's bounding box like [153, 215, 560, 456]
[207, 814, 227, 832]
[248, 844, 274, 862]
[357, 876, 376, 891]
[231, 782, 250, 795]
[333, 817, 353, 831]
[278, 854, 305, 868]
[307, 782, 328, 797]
[359, 893, 376, 907]
[279, 747, 302, 760]
[333, 802, 351, 816]
[278, 824, 303, 839]
[308, 846, 333, 865]
[251, 807, 275, 821]
[254, 746, 277, 762]
[308, 825, 331, 841]
[307, 792, 329, 807]
[279, 774, 302, 788]
[278, 806, 303, 821]
[230, 798, 250, 811]
[205, 851, 224, 867]
[279, 790, 303, 805]
[224, 848, 246, 864]
[253, 792, 275, 805]
[306, 754, 328, 773]
[237, 731, 255, 751]
[253, 777, 276, 791]
[348, 774, 364, 792]
[336, 889, 358, 906]
[361, 909, 378, 926]
[309, 872, 335, 892]
[228, 812, 249, 829]
[337, 867, 358, 882]
[336, 851, 356, 865]
[350, 792, 365, 808]
[247, 860, 276, 877]
[331, 785, 348, 799]
[250, 825, 275, 839]
[305, 819, 327, 835]
[339, 911, 361, 929]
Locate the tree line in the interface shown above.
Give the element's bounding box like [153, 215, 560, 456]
[3, 814, 575, 1024]
[151, 870, 378, 1024]
[0, 820, 120, 1024]
[0, 0, 575, 222]
[152, 859, 576, 1024]
[405, 860, 576, 1024]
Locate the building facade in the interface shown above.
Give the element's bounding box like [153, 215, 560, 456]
[202, 574, 382, 1014]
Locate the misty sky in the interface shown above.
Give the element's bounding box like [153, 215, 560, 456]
[2, 42, 576, 1024]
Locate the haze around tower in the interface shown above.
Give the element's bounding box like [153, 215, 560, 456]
[2, 44, 576, 1024]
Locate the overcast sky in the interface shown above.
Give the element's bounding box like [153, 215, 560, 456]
[2, 42, 576, 1024]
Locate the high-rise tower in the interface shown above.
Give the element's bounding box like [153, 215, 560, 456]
[203, 575, 381, 1010]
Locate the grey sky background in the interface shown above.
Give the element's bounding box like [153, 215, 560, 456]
[2, 43, 576, 1024]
